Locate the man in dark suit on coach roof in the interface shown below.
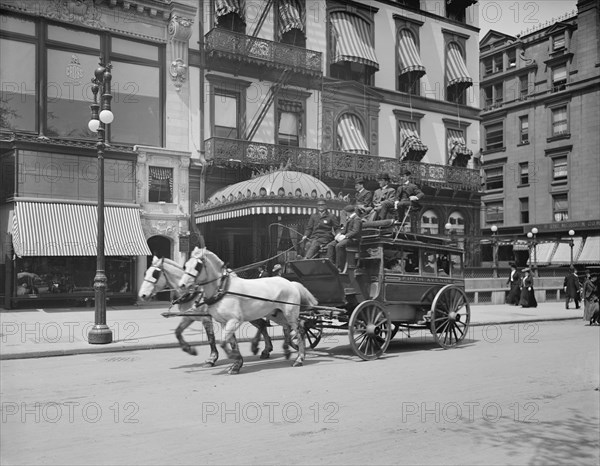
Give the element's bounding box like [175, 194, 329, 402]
[327, 205, 362, 272]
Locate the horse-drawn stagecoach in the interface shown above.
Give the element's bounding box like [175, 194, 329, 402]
[284, 219, 471, 360]
[141, 219, 470, 373]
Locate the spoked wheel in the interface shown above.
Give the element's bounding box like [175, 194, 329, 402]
[290, 317, 323, 350]
[430, 285, 470, 349]
[348, 301, 392, 361]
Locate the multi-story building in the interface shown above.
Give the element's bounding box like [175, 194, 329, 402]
[0, 0, 483, 307]
[479, 0, 600, 271]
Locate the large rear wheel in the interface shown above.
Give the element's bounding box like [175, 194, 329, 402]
[430, 285, 470, 349]
[348, 301, 392, 360]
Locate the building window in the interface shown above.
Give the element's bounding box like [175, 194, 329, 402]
[446, 1, 468, 22]
[0, 16, 163, 145]
[519, 162, 529, 185]
[551, 65, 567, 92]
[398, 73, 420, 95]
[553, 193, 568, 221]
[483, 84, 503, 110]
[553, 32, 565, 50]
[507, 49, 516, 68]
[485, 122, 503, 151]
[420, 209, 439, 235]
[485, 201, 504, 224]
[277, 111, 299, 146]
[445, 41, 472, 105]
[149, 167, 173, 203]
[551, 105, 568, 136]
[519, 115, 529, 144]
[519, 75, 529, 100]
[214, 90, 240, 138]
[552, 156, 568, 182]
[520, 197, 529, 224]
[278, 0, 306, 47]
[485, 166, 503, 191]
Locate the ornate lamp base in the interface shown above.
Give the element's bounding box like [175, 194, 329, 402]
[88, 325, 113, 344]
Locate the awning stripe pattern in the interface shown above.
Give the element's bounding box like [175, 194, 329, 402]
[447, 129, 473, 166]
[330, 12, 379, 70]
[12, 202, 151, 257]
[578, 236, 600, 264]
[337, 114, 370, 155]
[399, 121, 428, 161]
[397, 29, 426, 78]
[446, 42, 473, 88]
[550, 238, 584, 265]
[535, 242, 557, 263]
[278, 0, 304, 36]
[196, 205, 341, 224]
[215, 0, 245, 22]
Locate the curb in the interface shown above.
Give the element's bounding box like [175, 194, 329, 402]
[0, 316, 584, 361]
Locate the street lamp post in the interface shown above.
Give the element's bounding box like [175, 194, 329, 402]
[491, 225, 499, 278]
[87, 60, 114, 345]
[527, 227, 539, 277]
[568, 229, 575, 267]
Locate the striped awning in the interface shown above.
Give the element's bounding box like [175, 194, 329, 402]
[11, 202, 151, 257]
[550, 238, 584, 265]
[535, 242, 557, 264]
[278, 0, 304, 36]
[446, 42, 473, 88]
[330, 12, 379, 70]
[196, 205, 342, 224]
[397, 29, 426, 78]
[215, 0, 245, 22]
[337, 114, 370, 154]
[447, 129, 473, 166]
[399, 121, 428, 161]
[578, 236, 600, 264]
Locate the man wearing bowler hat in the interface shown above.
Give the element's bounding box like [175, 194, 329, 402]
[371, 173, 396, 220]
[327, 205, 362, 272]
[393, 169, 424, 232]
[302, 198, 340, 259]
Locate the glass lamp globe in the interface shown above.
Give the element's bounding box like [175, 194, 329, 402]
[527, 232, 533, 239]
[445, 222, 452, 231]
[568, 229, 575, 236]
[491, 225, 498, 233]
[88, 119, 100, 132]
[531, 227, 538, 235]
[99, 109, 114, 124]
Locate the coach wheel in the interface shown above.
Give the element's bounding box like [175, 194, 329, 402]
[430, 285, 470, 349]
[290, 317, 323, 350]
[348, 301, 392, 361]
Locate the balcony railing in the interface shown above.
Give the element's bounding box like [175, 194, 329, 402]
[321, 151, 481, 192]
[204, 137, 322, 174]
[205, 28, 322, 76]
[204, 138, 481, 192]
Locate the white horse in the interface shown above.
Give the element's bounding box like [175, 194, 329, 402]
[138, 257, 274, 365]
[178, 247, 318, 374]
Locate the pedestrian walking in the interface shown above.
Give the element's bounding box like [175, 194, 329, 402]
[505, 262, 521, 305]
[519, 268, 537, 308]
[563, 266, 581, 309]
[582, 270, 598, 324]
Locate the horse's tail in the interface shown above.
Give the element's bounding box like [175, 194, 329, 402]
[291, 282, 319, 308]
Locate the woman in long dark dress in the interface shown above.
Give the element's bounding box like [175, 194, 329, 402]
[519, 269, 537, 308]
[506, 263, 521, 305]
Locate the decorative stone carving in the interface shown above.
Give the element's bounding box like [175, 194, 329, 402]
[44, 0, 104, 28]
[168, 14, 194, 91]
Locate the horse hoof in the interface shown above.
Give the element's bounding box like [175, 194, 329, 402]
[259, 352, 270, 360]
[202, 361, 215, 368]
[182, 346, 197, 356]
[292, 360, 303, 367]
[284, 351, 291, 360]
[251, 343, 259, 355]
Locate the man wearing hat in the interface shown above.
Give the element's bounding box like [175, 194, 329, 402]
[302, 199, 340, 259]
[354, 179, 373, 209]
[392, 170, 424, 231]
[327, 205, 362, 272]
[563, 266, 581, 309]
[370, 173, 396, 220]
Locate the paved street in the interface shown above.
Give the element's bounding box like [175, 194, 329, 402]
[1, 320, 598, 466]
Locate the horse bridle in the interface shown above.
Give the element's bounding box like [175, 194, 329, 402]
[183, 256, 226, 287]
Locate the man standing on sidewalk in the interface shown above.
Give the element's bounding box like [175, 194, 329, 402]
[563, 266, 581, 309]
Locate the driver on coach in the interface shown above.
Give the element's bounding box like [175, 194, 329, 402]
[302, 199, 340, 259]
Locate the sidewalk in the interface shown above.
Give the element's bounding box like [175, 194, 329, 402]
[0, 300, 586, 360]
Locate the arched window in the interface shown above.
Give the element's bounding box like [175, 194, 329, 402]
[421, 209, 439, 235]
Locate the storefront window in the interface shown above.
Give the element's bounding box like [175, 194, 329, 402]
[15, 256, 133, 297]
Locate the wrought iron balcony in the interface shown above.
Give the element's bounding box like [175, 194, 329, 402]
[321, 151, 482, 192]
[204, 28, 322, 79]
[204, 137, 322, 175]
